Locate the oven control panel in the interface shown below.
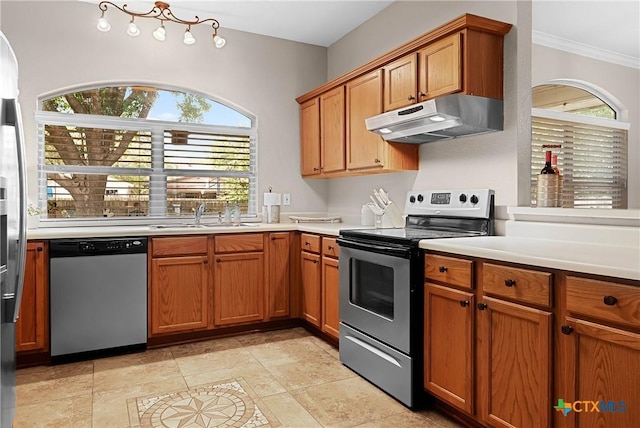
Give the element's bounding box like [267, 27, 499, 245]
[405, 189, 494, 218]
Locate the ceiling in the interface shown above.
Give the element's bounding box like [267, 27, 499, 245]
[82, 1, 639, 64]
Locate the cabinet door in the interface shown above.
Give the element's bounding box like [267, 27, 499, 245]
[16, 242, 48, 353]
[321, 256, 340, 339]
[301, 250, 322, 327]
[560, 318, 640, 428]
[418, 32, 462, 100]
[320, 86, 346, 174]
[214, 252, 264, 326]
[150, 255, 210, 335]
[424, 283, 474, 414]
[300, 97, 321, 176]
[268, 232, 290, 319]
[383, 53, 418, 111]
[478, 296, 552, 428]
[346, 70, 385, 171]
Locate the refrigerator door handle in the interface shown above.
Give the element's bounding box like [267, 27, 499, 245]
[5, 97, 27, 323]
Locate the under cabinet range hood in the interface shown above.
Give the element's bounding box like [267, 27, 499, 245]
[365, 94, 504, 144]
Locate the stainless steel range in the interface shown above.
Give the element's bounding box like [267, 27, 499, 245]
[337, 189, 494, 408]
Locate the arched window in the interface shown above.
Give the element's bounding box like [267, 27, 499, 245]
[531, 81, 629, 208]
[36, 85, 257, 220]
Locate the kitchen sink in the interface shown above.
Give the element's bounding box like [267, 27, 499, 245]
[149, 223, 260, 229]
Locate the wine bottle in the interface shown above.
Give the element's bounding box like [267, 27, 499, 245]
[541, 150, 555, 174]
[551, 154, 561, 174]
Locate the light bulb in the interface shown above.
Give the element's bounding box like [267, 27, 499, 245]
[183, 28, 196, 45]
[152, 24, 166, 41]
[97, 16, 111, 32]
[126, 20, 140, 37]
[213, 35, 226, 48]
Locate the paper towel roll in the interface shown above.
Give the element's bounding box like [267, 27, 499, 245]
[264, 192, 281, 206]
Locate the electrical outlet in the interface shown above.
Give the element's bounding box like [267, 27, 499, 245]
[283, 193, 291, 206]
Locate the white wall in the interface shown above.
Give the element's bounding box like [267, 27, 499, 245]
[325, 1, 530, 218]
[532, 44, 640, 208]
[1, 1, 329, 214]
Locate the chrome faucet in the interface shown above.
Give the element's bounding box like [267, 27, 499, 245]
[195, 203, 206, 224]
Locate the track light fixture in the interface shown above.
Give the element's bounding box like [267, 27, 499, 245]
[97, 1, 226, 47]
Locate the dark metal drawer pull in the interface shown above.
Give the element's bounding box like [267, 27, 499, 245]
[459, 300, 469, 308]
[561, 325, 573, 335]
[603, 295, 618, 306]
[504, 279, 516, 287]
[477, 303, 487, 310]
[438, 266, 448, 273]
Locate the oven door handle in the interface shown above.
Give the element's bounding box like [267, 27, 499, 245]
[336, 237, 411, 258]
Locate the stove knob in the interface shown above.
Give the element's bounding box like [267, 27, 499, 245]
[417, 194, 424, 202]
[459, 194, 467, 203]
[409, 195, 416, 203]
[470, 195, 479, 205]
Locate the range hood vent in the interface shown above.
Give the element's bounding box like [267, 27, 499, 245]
[365, 94, 504, 144]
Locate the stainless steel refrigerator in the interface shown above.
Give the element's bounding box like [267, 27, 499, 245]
[0, 31, 26, 428]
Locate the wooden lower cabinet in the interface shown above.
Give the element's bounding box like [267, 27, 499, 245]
[321, 255, 339, 339]
[301, 250, 322, 327]
[16, 241, 49, 353]
[559, 319, 640, 427]
[214, 252, 265, 326]
[267, 232, 291, 319]
[424, 283, 474, 414]
[477, 296, 552, 428]
[150, 255, 211, 335]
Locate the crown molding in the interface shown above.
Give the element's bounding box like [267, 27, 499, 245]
[532, 30, 639, 70]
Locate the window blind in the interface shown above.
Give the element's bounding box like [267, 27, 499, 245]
[531, 112, 628, 208]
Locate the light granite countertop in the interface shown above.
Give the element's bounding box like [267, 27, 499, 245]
[419, 236, 640, 281]
[26, 222, 363, 240]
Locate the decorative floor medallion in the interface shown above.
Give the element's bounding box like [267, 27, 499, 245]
[132, 379, 272, 428]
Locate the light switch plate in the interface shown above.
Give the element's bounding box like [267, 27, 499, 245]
[283, 193, 291, 206]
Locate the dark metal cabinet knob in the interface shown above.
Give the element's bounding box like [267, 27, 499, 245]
[438, 266, 448, 273]
[216, 258, 221, 263]
[374, 158, 381, 164]
[328, 245, 334, 250]
[313, 259, 319, 264]
[203, 259, 209, 264]
[460, 300, 469, 307]
[313, 167, 319, 172]
[408, 95, 416, 101]
[418, 92, 426, 98]
[561, 325, 574, 335]
[504, 279, 516, 287]
[603, 295, 618, 306]
[477, 303, 487, 310]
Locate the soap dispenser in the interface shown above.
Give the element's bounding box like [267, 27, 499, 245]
[233, 203, 241, 225]
[224, 201, 232, 224]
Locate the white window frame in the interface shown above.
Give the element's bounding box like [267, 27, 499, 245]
[35, 100, 258, 226]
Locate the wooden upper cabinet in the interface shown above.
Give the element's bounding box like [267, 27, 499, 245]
[297, 14, 511, 179]
[346, 70, 385, 171]
[418, 32, 462, 101]
[300, 97, 321, 176]
[320, 86, 346, 174]
[17, 242, 49, 353]
[383, 54, 418, 111]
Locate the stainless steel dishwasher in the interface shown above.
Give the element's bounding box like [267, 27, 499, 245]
[49, 237, 147, 360]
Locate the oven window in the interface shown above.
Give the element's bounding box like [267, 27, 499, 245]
[350, 259, 394, 319]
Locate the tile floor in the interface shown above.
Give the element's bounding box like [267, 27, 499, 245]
[14, 327, 462, 427]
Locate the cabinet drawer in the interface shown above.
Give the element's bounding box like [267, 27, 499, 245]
[425, 254, 472, 289]
[215, 233, 263, 253]
[152, 236, 208, 257]
[566, 276, 640, 328]
[322, 237, 339, 258]
[301, 233, 321, 254]
[482, 263, 551, 307]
